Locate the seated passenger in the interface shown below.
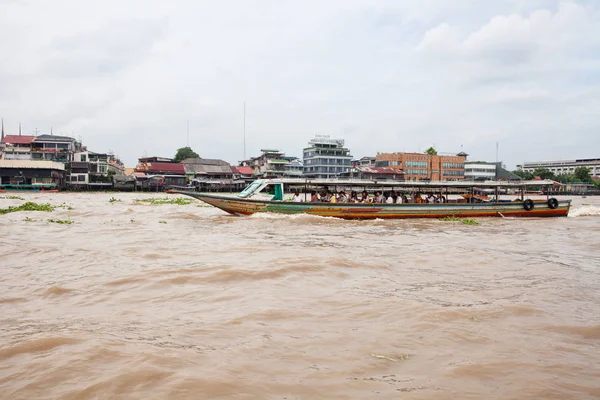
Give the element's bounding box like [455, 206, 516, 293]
[360, 191, 370, 203]
[329, 191, 337, 203]
[435, 194, 446, 203]
[349, 191, 359, 203]
[310, 191, 319, 202]
[292, 192, 303, 202]
[386, 191, 395, 204]
[374, 191, 385, 203]
[337, 191, 348, 203]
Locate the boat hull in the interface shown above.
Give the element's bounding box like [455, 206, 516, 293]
[177, 192, 571, 219]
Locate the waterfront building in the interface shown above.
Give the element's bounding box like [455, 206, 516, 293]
[352, 156, 376, 168]
[1, 135, 36, 160]
[0, 159, 65, 187]
[240, 149, 300, 178]
[31, 134, 79, 163]
[465, 161, 522, 181]
[375, 152, 466, 181]
[66, 151, 125, 188]
[303, 135, 353, 179]
[135, 156, 186, 190]
[517, 158, 600, 179]
[282, 156, 304, 178]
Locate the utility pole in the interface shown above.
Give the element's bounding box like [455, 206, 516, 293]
[187, 120, 190, 147]
[243, 101, 246, 161]
[1, 118, 4, 141]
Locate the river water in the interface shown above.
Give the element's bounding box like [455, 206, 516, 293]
[1, 192, 599, 399]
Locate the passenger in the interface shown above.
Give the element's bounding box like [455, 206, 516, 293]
[400, 194, 407, 203]
[414, 193, 423, 204]
[320, 191, 328, 202]
[427, 194, 435, 204]
[329, 191, 337, 203]
[360, 191, 370, 203]
[292, 192, 303, 202]
[310, 191, 319, 202]
[350, 191, 359, 203]
[386, 191, 395, 204]
[435, 194, 446, 203]
[374, 191, 385, 203]
[337, 191, 348, 203]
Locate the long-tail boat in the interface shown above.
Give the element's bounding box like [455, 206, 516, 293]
[172, 178, 570, 219]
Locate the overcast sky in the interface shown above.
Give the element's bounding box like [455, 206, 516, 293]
[1, 0, 599, 168]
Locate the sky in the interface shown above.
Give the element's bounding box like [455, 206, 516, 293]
[1, 0, 599, 168]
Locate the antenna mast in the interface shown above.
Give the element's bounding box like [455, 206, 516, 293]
[243, 101, 246, 160]
[187, 120, 190, 147]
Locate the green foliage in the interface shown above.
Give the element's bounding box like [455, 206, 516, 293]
[0, 202, 55, 214]
[134, 197, 193, 205]
[532, 168, 555, 180]
[425, 146, 438, 155]
[439, 216, 460, 221]
[47, 218, 73, 224]
[174, 146, 199, 162]
[109, 197, 121, 203]
[574, 167, 593, 183]
[159, 220, 167, 224]
[512, 170, 534, 180]
[461, 218, 479, 225]
[0, 195, 25, 200]
[23, 217, 39, 222]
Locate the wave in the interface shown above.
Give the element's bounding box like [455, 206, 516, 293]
[569, 205, 600, 217]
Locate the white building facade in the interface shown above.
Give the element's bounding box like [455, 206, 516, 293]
[518, 158, 600, 178]
[303, 135, 353, 179]
[464, 162, 496, 180]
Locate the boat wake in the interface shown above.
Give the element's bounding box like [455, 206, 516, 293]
[569, 205, 600, 217]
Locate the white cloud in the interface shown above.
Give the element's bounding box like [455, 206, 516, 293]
[0, 0, 599, 168]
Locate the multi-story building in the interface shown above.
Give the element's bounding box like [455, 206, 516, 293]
[375, 152, 466, 181]
[517, 158, 600, 179]
[0, 135, 36, 160]
[352, 156, 376, 168]
[67, 151, 125, 187]
[464, 162, 497, 181]
[31, 134, 79, 163]
[303, 135, 353, 179]
[241, 149, 300, 178]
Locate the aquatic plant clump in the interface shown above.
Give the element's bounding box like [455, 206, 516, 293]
[461, 219, 479, 225]
[134, 197, 193, 205]
[47, 218, 74, 225]
[0, 195, 25, 200]
[439, 216, 460, 222]
[0, 202, 56, 214]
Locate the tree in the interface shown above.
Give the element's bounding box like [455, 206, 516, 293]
[574, 167, 593, 183]
[425, 146, 438, 155]
[532, 168, 555, 180]
[513, 169, 534, 180]
[174, 147, 199, 162]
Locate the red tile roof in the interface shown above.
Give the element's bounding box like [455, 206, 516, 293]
[1, 135, 36, 145]
[136, 162, 186, 175]
[235, 166, 254, 175]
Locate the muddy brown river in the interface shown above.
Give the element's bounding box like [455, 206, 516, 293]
[1, 193, 599, 399]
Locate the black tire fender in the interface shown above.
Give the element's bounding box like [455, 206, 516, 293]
[523, 199, 534, 211]
[547, 198, 559, 209]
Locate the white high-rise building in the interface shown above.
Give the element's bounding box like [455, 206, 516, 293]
[303, 135, 353, 179]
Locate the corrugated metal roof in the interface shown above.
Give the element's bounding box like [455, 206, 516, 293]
[0, 159, 65, 170]
[1, 135, 35, 144]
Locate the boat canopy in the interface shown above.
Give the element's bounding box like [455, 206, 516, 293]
[242, 178, 560, 189]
